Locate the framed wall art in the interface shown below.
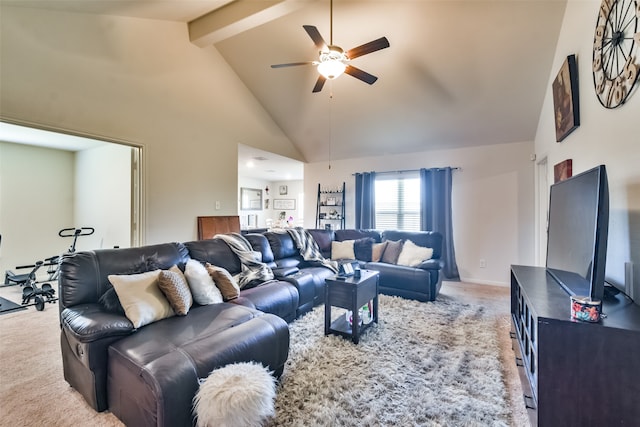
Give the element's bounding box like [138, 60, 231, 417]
[273, 199, 296, 210]
[240, 187, 263, 210]
[552, 54, 580, 142]
[554, 159, 573, 183]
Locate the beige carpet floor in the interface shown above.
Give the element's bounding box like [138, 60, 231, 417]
[0, 281, 529, 426]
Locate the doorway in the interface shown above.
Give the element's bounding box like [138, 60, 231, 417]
[237, 144, 304, 230]
[0, 121, 143, 276]
[535, 156, 549, 266]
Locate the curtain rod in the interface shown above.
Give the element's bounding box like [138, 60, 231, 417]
[352, 167, 461, 176]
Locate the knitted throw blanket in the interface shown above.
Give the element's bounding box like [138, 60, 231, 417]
[214, 233, 274, 288]
[282, 227, 339, 273]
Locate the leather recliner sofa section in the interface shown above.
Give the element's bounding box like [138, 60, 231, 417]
[245, 228, 443, 303]
[307, 228, 444, 302]
[245, 228, 443, 304]
[58, 241, 292, 426]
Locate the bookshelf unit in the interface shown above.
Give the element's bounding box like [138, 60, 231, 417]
[316, 182, 345, 230]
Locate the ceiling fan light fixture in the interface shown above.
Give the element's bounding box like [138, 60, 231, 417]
[317, 59, 346, 79]
[317, 47, 347, 79]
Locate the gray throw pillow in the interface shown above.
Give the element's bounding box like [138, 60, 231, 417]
[381, 240, 403, 264]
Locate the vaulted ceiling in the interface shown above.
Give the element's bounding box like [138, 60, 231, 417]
[3, 0, 568, 164]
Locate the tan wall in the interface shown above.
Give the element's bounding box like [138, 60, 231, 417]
[0, 142, 74, 276]
[304, 141, 535, 286]
[534, 1, 640, 297]
[0, 6, 302, 245]
[74, 144, 132, 250]
[237, 178, 304, 229]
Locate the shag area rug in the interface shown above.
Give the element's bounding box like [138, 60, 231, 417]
[267, 295, 510, 426]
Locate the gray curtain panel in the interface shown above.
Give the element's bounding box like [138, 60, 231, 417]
[354, 172, 376, 229]
[420, 167, 460, 280]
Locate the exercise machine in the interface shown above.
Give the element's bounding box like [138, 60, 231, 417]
[59, 226, 95, 255]
[4, 227, 94, 286]
[2, 227, 94, 311]
[19, 260, 58, 311]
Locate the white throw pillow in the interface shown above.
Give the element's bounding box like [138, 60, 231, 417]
[396, 240, 434, 267]
[331, 240, 356, 260]
[184, 259, 224, 305]
[109, 270, 175, 328]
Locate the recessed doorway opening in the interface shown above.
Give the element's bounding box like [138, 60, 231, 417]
[0, 120, 144, 278]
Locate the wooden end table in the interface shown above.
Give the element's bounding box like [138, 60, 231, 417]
[324, 269, 379, 344]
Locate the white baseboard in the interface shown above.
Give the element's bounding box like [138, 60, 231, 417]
[448, 278, 510, 287]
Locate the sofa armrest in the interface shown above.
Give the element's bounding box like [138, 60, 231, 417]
[229, 296, 257, 309]
[61, 304, 134, 343]
[60, 304, 135, 411]
[416, 259, 444, 271]
[272, 266, 300, 278]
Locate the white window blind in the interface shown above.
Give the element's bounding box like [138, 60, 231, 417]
[374, 171, 421, 231]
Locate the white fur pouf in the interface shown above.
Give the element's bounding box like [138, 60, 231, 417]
[193, 362, 277, 427]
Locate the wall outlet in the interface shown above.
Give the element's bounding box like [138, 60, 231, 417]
[215, 201, 221, 210]
[480, 259, 486, 268]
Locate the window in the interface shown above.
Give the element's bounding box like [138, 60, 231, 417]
[374, 172, 420, 231]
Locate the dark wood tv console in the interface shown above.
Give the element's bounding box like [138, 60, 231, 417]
[510, 265, 640, 426]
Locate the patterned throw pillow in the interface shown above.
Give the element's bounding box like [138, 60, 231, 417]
[157, 266, 193, 315]
[206, 264, 240, 301]
[381, 240, 404, 264]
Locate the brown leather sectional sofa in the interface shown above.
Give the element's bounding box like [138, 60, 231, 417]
[58, 228, 442, 426]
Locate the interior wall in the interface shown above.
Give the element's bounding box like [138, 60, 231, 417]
[238, 178, 304, 229]
[0, 142, 74, 276]
[304, 141, 535, 286]
[534, 0, 640, 299]
[74, 143, 132, 250]
[269, 180, 304, 228]
[0, 6, 302, 245]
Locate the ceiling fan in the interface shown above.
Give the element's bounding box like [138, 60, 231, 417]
[270, 0, 390, 93]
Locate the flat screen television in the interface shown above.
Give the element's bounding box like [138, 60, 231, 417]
[546, 165, 609, 301]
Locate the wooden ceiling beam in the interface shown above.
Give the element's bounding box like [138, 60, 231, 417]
[189, 0, 318, 47]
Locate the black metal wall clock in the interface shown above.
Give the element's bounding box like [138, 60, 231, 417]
[592, 0, 640, 108]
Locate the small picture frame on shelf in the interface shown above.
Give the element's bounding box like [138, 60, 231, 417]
[326, 197, 336, 206]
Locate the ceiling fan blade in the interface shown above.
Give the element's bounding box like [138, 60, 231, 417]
[303, 25, 328, 51]
[346, 37, 390, 59]
[345, 65, 378, 85]
[271, 61, 315, 69]
[312, 75, 327, 93]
